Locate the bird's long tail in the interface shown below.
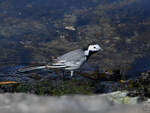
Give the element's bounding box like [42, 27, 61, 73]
[18, 66, 46, 72]
[18, 65, 66, 72]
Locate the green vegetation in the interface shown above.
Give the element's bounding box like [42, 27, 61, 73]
[0, 79, 94, 96]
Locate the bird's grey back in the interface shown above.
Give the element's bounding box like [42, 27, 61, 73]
[56, 49, 85, 62]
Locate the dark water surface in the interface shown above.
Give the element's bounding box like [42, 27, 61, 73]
[127, 53, 150, 77]
[0, 0, 150, 81]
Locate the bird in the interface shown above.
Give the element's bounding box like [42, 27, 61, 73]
[18, 43, 103, 77]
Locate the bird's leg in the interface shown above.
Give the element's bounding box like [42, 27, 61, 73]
[70, 71, 74, 77]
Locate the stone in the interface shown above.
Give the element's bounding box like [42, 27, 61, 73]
[64, 26, 76, 31]
[0, 92, 147, 113]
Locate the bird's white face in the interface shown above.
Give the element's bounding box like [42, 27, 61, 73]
[88, 44, 102, 52]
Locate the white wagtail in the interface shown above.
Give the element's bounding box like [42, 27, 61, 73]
[19, 43, 102, 77]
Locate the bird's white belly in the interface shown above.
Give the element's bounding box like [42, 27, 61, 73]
[64, 61, 82, 70]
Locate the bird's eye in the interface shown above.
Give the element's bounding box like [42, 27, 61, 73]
[94, 47, 96, 48]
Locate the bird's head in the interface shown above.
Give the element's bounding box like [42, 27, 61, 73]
[84, 43, 103, 56]
[88, 44, 103, 52]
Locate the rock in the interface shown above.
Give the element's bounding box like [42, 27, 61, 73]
[104, 40, 111, 44]
[125, 38, 132, 43]
[113, 37, 121, 40]
[80, 63, 100, 74]
[95, 81, 124, 93]
[40, 72, 59, 81]
[0, 92, 147, 113]
[64, 26, 76, 31]
[106, 91, 139, 104]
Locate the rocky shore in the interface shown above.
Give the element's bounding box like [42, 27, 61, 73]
[0, 92, 148, 113]
[0, 68, 150, 101]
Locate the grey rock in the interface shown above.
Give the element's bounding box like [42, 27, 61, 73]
[0, 92, 147, 113]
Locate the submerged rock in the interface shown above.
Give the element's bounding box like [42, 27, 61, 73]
[65, 26, 76, 31]
[95, 81, 124, 93]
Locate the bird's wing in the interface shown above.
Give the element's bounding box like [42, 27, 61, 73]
[64, 57, 86, 70]
[56, 49, 85, 62]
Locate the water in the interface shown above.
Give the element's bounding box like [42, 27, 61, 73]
[0, 0, 150, 81]
[127, 54, 150, 77]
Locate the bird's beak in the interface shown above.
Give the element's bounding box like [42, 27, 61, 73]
[99, 47, 103, 51]
[97, 45, 103, 51]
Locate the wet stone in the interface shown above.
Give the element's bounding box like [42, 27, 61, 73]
[80, 63, 101, 74]
[94, 81, 125, 93]
[40, 72, 60, 81]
